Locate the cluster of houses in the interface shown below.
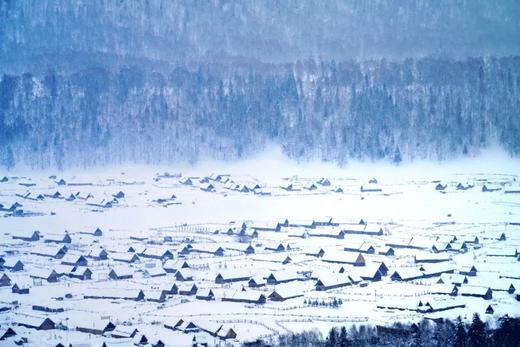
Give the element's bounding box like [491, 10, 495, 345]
[1, 173, 519, 345]
[279, 177, 378, 195]
[0, 212, 518, 345]
[0, 175, 133, 217]
[434, 180, 520, 194]
[178, 173, 269, 196]
[178, 174, 386, 196]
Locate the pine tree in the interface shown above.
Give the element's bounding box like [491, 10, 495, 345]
[492, 316, 520, 347]
[339, 326, 349, 347]
[463, 143, 469, 155]
[468, 313, 487, 347]
[2, 146, 15, 170]
[434, 319, 456, 347]
[327, 327, 339, 347]
[393, 146, 402, 165]
[454, 317, 467, 347]
[411, 323, 422, 347]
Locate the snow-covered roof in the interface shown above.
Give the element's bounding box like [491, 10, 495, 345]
[216, 268, 254, 281]
[110, 252, 139, 262]
[392, 267, 424, 280]
[420, 262, 455, 275]
[143, 267, 166, 277]
[109, 265, 134, 278]
[75, 319, 115, 331]
[196, 288, 215, 297]
[30, 244, 66, 257]
[175, 268, 194, 279]
[467, 277, 514, 291]
[487, 247, 517, 257]
[270, 282, 305, 299]
[429, 284, 458, 295]
[190, 243, 224, 253]
[85, 288, 143, 300]
[459, 285, 491, 296]
[409, 237, 435, 249]
[316, 273, 352, 287]
[87, 246, 107, 257]
[3, 258, 23, 268]
[268, 270, 301, 282]
[61, 253, 87, 264]
[177, 283, 197, 292]
[144, 290, 166, 301]
[438, 273, 467, 285]
[163, 259, 188, 271]
[11, 230, 40, 239]
[193, 319, 222, 335]
[223, 290, 265, 302]
[54, 264, 75, 275]
[415, 253, 451, 263]
[16, 315, 54, 328]
[30, 268, 58, 279]
[249, 275, 267, 285]
[322, 251, 365, 264]
[141, 246, 172, 257]
[44, 232, 70, 242]
[426, 298, 465, 311]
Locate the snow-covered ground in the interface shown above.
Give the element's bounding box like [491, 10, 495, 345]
[1, 148, 520, 346]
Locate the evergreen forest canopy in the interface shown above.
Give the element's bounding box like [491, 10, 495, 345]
[1, 1, 520, 169]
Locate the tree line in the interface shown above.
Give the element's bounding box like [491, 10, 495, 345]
[244, 314, 520, 347]
[1, 56, 519, 169]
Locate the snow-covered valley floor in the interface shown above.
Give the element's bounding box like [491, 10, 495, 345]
[1, 150, 520, 346]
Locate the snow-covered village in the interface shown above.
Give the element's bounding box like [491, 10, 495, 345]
[0, 154, 520, 346]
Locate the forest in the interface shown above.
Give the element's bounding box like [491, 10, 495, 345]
[2, 0, 520, 69]
[1, 57, 519, 168]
